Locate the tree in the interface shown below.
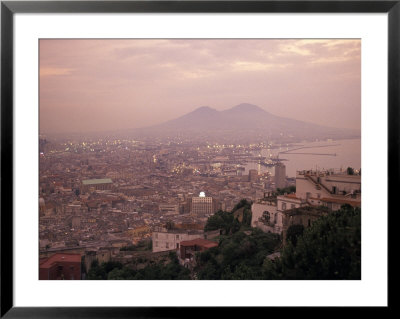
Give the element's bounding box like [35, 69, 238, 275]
[263, 205, 361, 279]
[286, 224, 304, 246]
[107, 267, 136, 280]
[204, 210, 233, 234]
[205, 199, 253, 235]
[132, 251, 190, 280]
[347, 167, 354, 175]
[230, 218, 241, 234]
[87, 260, 107, 280]
[195, 228, 280, 280]
[242, 208, 252, 227]
[276, 186, 296, 195]
[231, 199, 252, 212]
[87, 261, 123, 280]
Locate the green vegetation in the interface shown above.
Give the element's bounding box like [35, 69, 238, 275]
[204, 199, 252, 234]
[231, 198, 252, 212]
[87, 252, 191, 280]
[204, 210, 234, 234]
[194, 228, 280, 280]
[275, 186, 296, 195]
[87, 202, 361, 280]
[130, 252, 191, 280]
[285, 224, 304, 247]
[263, 205, 361, 279]
[87, 260, 124, 280]
[347, 167, 355, 175]
[198, 204, 360, 280]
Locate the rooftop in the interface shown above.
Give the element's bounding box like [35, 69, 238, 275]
[179, 238, 218, 249]
[282, 206, 329, 217]
[320, 197, 361, 207]
[39, 253, 81, 269]
[82, 178, 113, 185]
[284, 193, 299, 199]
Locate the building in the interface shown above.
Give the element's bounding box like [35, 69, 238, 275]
[39, 253, 81, 280]
[274, 163, 286, 189]
[248, 169, 259, 182]
[294, 169, 361, 201]
[252, 169, 361, 237]
[152, 228, 205, 253]
[191, 192, 216, 217]
[281, 206, 329, 244]
[178, 238, 218, 268]
[277, 193, 306, 213]
[251, 197, 282, 234]
[159, 204, 179, 216]
[278, 169, 361, 241]
[319, 197, 361, 211]
[84, 249, 111, 272]
[278, 169, 361, 213]
[81, 178, 113, 194]
[65, 215, 81, 229]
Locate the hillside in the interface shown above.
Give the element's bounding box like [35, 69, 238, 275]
[130, 103, 359, 142]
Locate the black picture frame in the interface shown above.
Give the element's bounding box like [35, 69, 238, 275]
[1, 0, 396, 317]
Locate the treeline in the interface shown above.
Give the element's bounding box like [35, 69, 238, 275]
[197, 204, 360, 280]
[194, 228, 280, 279]
[204, 199, 252, 234]
[263, 205, 361, 279]
[87, 251, 191, 280]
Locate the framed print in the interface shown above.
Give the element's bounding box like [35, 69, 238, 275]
[1, 0, 397, 317]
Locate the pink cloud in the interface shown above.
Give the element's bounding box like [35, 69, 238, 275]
[40, 39, 360, 134]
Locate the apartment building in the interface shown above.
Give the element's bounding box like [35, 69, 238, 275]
[252, 169, 361, 235]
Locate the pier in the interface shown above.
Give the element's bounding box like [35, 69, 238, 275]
[281, 152, 336, 156]
[278, 143, 340, 157]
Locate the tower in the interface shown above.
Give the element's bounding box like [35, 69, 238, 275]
[275, 163, 286, 189]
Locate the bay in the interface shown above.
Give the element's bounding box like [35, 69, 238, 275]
[244, 138, 361, 178]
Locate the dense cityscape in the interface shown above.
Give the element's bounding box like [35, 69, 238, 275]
[39, 133, 361, 280]
[39, 135, 291, 251]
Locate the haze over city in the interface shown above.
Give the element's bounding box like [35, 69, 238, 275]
[40, 39, 360, 135]
[39, 39, 361, 281]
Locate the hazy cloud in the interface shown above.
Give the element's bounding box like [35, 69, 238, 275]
[40, 39, 360, 134]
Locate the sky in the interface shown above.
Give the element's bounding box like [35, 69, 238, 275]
[39, 39, 361, 134]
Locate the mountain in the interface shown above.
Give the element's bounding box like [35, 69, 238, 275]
[155, 106, 224, 131]
[130, 103, 360, 142]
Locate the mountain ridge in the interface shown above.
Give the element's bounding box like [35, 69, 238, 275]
[131, 103, 360, 142]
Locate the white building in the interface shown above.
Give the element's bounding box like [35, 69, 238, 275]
[252, 169, 361, 235]
[251, 199, 283, 234]
[279, 169, 360, 210]
[191, 192, 215, 217]
[152, 228, 204, 253]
